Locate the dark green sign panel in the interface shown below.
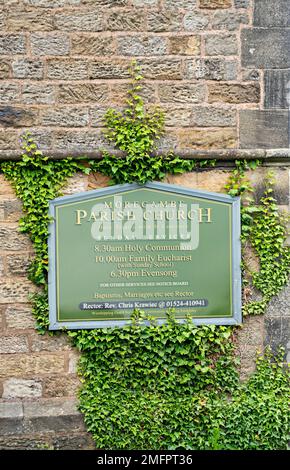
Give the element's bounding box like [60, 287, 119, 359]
[48, 182, 241, 329]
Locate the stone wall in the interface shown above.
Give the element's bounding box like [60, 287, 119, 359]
[1, 0, 288, 156]
[1, 165, 290, 448]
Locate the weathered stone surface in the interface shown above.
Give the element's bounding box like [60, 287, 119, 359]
[24, 0, 82, 5]
[89, 60, 131, 79]
[58, 84, 109, 104]
[6, 254, 32, 276]
[107, 10, 145, 31]
[191, 106, 236, 127]
[234, 0, 249, 7]
[264, 70, 290, 109]
[0, 61, 10, 80]
[0, 197, 22, 222]
[117, 36, 167, 56]
[23, 398, 84, 433]
[147, 10, 183, 32]
[205, 33, 238, 56]
[5, 305, 35, 330]
[241, 69, 260, 81]
[0, 354, 65, 378]
[208, 83, 260, 104]
[30, 333, 70, 352]
[242, 29, 290, 68]
[3, 379, 42, 399]
[166, 169, 230, 192]
[239, 110, 289, 149]
[0, 84, 20, 104]
[211, 11, 248, 30]
[88, 172, 111, 190]
[53, 130, 111, 152]
[0, 256, 4, 276]
[27, 128, 54, 150]
[254, 0, 290, 27]
[30, 34, 70, 56]
[0, 131, 19, 150]
[22, 84, 55, 105]
[55, 10, 103, 31]
[0, 434, 53, 450]
[266, 283, 290, 317]
[0, 279, 35, 303]
[163, 107, 192, 127]
[47, 59, 88, 80]
[138, 59, 183, 80]
[68, 352, 80, 374]
[109, 82, 156, 104]
[0, 177, 14, 196]
[43, 375, 80, 398]
[62, 173, 88, 194]
[265, 317, 290, 356]
[168, 35, 200, 55]
[158, 83, 205, 104]
[71, 35, 115, 56]
[184, 12, 209, 31]
[51, 433, 95, 450]
[12, 59, 43, 80]
[7, 8, 54, 31]
[0, 35, 26, 55]
[248, 167, 289, 205]
[177, 128, 237, 149]
[185, 58, 236, 80]
[133, 0, 158, 5]
[0, 106, 38, 128]
[40, 107, 89, 127]
[200, 0, 231, 7]
[235, 316, 265, 380]
[0, 226, 30, 251]
[0, 401, 23, 434]
[0, 335, 29, 354]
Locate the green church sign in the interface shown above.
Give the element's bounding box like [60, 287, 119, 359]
[48, 182, 241, 330]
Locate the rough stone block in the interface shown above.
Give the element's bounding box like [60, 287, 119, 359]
[40, 107, 89, 127]
[264, 70, 290, 109]
[200, 0, 232, 7]
[0, 354, 65, 378]
[23, 398, 84, 433]
[177, 128, 237, 149]
[68, 352, 80, 374]
[0, 35, 26, 55]
[116, 36, 167, 56]
[22, 84, 55, 105]
[30, 34, 70, 56]
[89, 59, 131, 79]
[53, 130, 111, 152]
[163, 0, 197, 7]
[241, 69, 260, 81]
[166, 169, 230, 192]
[0, 106, 38, 128]
[12, 59, 43, 80]
[163, 106, 192, 127]
[247, 167, 289, 205]
[0, 61, 10, 79]
[184, 12, 209, 31]
[0, 279, 35, 303]
[0, 335, 29, 354]
[51, 433, 95, 451]
[55, 10, 103, 31]
[88, 172, 111, 190]
[147, 10, 183, 32]
[58, 84, 109, 104]
[138, 59, 183, 80]
[43, 375, 80, 398]
[242, 29, 290, 68]
[0, 176, 15, 196]
[71, 34, 115, 56]
[185, 58, 236, 80]
[211, 11, 249, 30]
[254, 0, 290, 27]
[5, 305, 35, 330]
[168, 35, 200, 55]
[6, 254, 32, 276]
[0, 131, 19, 150]
[265, 317, 290, 356]
[0, 84, 20, 104]
[109, 82, 156, 105]
[266, 283, 290, 317]
[0, 401, 23, 434]
[27, 128, 54, 151]
[239, 110, 289, 149]
[133, 0, 158, 5]
[30, 333, 70, 352]
[2, 379, 42, 399]
[158, 83, 206, 104]
[24, 0, 82, 5]
[205, 33, 238, 55]
[7, 8, 54, 31]
[234, 0, 249, 7]
[62, 173, 88, 194]
[208, 83, 260, 104]
[107, 10, 145, 31]
[191, 106, 236, 127]
[0, 197, 22, 222]
[0, 225, 30, 251]
[47, 59, 88, 80]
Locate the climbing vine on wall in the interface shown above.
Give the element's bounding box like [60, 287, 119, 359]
[0, 65, 289, 450]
